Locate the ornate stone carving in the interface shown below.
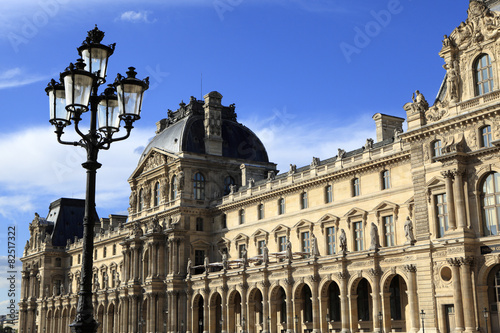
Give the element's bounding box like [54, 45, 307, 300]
[404, 90, 429, 114]
[404, 217, 416, 245]
[368, 267, 383, 277]
[404, 264, 417, 273]
[339, 229, 347, 254]
[369, 222, 380, 251]
[310, 157, 320, 168]
[143, 152, 164, 172]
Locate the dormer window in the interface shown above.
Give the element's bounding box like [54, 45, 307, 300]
[476, 54, 494, 96]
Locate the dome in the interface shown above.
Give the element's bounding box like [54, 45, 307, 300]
[139, 94, 269, 164]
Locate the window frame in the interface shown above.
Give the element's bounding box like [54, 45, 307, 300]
[481, 125, 493, 148]
[383, 215, 395, 247]
[326, 226, 336, 255]
[300, 192, 308, 210]
[381, 170, 391, 190]
[352, 178, 361, 197]
[153, 181, 160, 207]
[353, 221, 364, 251]
[325, 185, 333, 203]
[193, 172, 206, 200]
[257, 203, 264, 220]
[481, 172, 500, 236]
[278, 198, 286, 215]
[475, 54, 494, 96]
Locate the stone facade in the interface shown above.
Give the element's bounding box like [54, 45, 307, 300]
[18, 2, 500, 333]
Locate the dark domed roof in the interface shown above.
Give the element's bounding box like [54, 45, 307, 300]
[140, 95, 269, 163]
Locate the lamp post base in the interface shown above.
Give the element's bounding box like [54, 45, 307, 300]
[69, 314, 99, 333]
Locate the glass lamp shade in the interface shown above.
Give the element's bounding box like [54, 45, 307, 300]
[46, 79, 69, 125]
[114, 67, 149, 120]
[77, 25, 115, 82]
[61, 59, 94, 113]
[98, 86, 120, 133]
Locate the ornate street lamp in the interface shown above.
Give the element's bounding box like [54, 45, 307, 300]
[46, 26, 148, 333]
[241, 316, 246, 333]
[294, 315, 299, 333]
[484, 308, 489, 333]
[420, 310, 425, 333]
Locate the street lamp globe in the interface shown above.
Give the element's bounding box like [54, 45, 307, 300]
[46, 79, 70, 127]
[97, 85, 121, 135]
[114, 67, 149, 121]
[77, 25, 115, 82]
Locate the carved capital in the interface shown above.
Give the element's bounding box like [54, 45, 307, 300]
[447, 258, 462, 267]
[441, 170, 455, 179]
[459, 256, 474, 267]
[404, 264, 417, 273]
[337, 272, 350, 280]
[368, 267, 383, 277]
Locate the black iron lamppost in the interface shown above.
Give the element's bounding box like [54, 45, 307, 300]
[267, 316, 271, 333]
[378, 311, 383, 333]
[484, 308, 489, 333]
[46, 26, 149, 333]
[420, 310, 425, 333]
[241, 315, 246, 333]
[294, 315, 299, 333]
[181, 320, 185, 333]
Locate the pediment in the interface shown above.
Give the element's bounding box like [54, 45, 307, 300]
[344, 207, 368, 219]
[129, 148, 176, 180]
[251, 228, 269, 239]
[232, 233, 249, 244]
[293, 219, 313, 230]
[271, 224, 290, 234]
[317, 214, 340, 223]
[372, 201, 399, 212]
[426, 176, 445, 188]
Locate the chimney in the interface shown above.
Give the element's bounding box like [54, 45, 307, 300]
[203, 91, 223, 156]
[372, 113, 405, 142]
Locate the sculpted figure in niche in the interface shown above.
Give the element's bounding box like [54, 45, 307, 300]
[404, 217, 416, 245]
[241, 247, 248, 268]
[369, 222, 380, 251]
[285, 240, 293, 262]
[177, 171, 185, 191]
[60, 282, 65, 295]
[204, 255, 209, 273]
[262, 243, 269, 264]
[444, 60, 460, 102]
[311, 233, 319, 257]
[53, 284, 58, 296]
[339, 229, 347, 253]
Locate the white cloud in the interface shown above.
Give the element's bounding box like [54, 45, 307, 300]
[241, 110, 376, 173]
[0, 67, 46, 89]
[118, 10, 157, 23]
[0, 125, 153, 218]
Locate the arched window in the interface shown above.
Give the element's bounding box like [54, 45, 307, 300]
[278, 198, 285, 215]
[301, 192, 308, 209]
[482, 172, 500, 236]
[153, 182, 160, 207]
[476, 54, 494, 96]
[482, 125, 493, 148]
[433, 140, 442, 157]
[138, 188, 144, 211]
[171, 175, 178, 200]
[193, 172, 205, 200]
[352, 178, 360, 197]
[224, 176, 235, 195]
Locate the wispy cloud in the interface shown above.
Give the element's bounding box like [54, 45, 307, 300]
[117, 10, 157, 23]
[241, 109, 376, 173]
[0, 68, 46, 89]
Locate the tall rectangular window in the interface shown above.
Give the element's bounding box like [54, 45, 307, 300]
[239, 209, 245, 225]
[325, 185, 333, 203]
[382, 170, 391, 190]
[279, 236, 287, 252]
[354, 222, 364, 251]
[302, 231, 310, 253]
[301, 192, 308, 209]
[353, 178, 360, 197]
[278, 198, 285, 215]
[258, 204, 264, 220]
[436, 193, 449, 237]
[239, 244, 247, 258]
[194, 250, 205, 274]
[196, 217, 204, 231]
[258, 240, 266, 255]
[326, 227, 336, 255]
[383, 216, 395, 247]
[482, 126, 493, 148]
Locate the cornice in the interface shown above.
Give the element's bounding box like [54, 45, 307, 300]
[219, 151, 410, 211]
[402, 100, 500, 143]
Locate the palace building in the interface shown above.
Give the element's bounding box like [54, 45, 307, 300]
[18, 1, 500, 332]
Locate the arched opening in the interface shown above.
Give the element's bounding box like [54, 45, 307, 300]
[54, 309, 60, 333]
[209, 293, 222, 333]
[270, 286, 287, 333]
[487, 265, 500, 332]
[97, 305, 104, 333]
[387, 275, 408, 332]
[248, 289, 263, 333]
[328, 282, 341, 322]
[47, 310, 53, 333]
[140, 299, 147, 333]
[482, 172, 500, 236]
[356, 278, 372, 331]
[193, 295, 204, 333]
[475, 53, 494, 96]
[107, 303, 115, 333]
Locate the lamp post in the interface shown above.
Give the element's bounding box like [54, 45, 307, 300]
[181, 320, 185, 333]
[294, 315, 299, 333]
[46, 26, 148, 333]
[420, 310, 425, 333]
[199, 319, 203, 333]
[378, 311, 383, 333]
[267, 316, 271, 333]
[484, 308, 489, 333]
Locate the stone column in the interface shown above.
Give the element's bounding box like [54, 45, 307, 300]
[285, 279, 294, 333]
[222, 285, 228, 333]
[152, 242, 158, 277]
[311, 276, 320, 333]
[448, 258, 465, 332]
[405, 265, 419, 333]
[131, 295, 138, 333]
[186, 290, 193, 333]
[370, 268, 382, 333]
[262, 281, 269, 333]
[21, 270, 29, 299]
[339, 272, 350, 333]
[453, 169, 467, 229]
[460, 257, 476, 333]
[203, 291, 209, 333]
[442, 171, 457, 231]
[168, 239, 173, 275]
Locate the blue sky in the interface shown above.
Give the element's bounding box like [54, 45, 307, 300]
[0, 0, 469, 309]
